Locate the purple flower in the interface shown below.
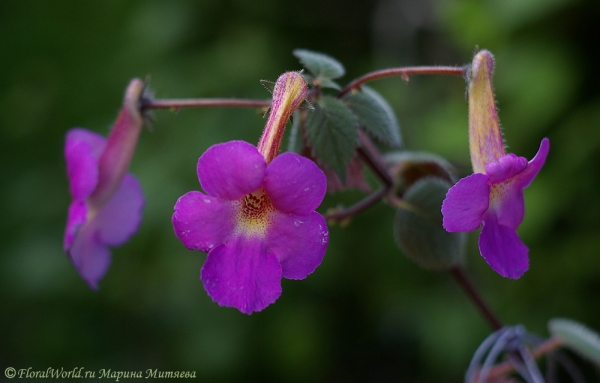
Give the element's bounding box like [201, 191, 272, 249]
[172, 72, 329, 314]
[441, 50, 549, 279]
[64, 79, 145, 289]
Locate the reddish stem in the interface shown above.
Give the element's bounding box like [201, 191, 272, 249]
[324, 188, 388, 222]
[338, 66, 466, 98]
[474, 337, 563, 381]
[451, 267, 503, 331]
[143, 98, 270, 110]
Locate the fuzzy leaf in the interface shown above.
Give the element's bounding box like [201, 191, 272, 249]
[293, 49, 345, 80]
[394, 178, 465, 270]
[343, 86, 402, 147]
[287, 110, 303, 154]
[549, 318, 600, 365]
[306, 96, 357, 181]
[318, 78, 342, 90]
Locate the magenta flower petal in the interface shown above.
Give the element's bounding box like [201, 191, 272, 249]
[267, 211, 329, 279]
[264, 152, 327, 215]
[198, 140, 266, 200]
[173, 191, 236, 252]
[65, 129, 105, 200]
[513, 138, 550, 189]
[442, 173, 490, 232]
[64, 200, 88, 251]
[94, 174, 144, 246]
[488, 139, 550, 230]
[67, 223, 112, 290]
[201, 238, 283, 314]
[486, 154, 527, 184]
[479, 214, 529, 279]
[489, 179, 526, 230]
[64, 175, 144, 289]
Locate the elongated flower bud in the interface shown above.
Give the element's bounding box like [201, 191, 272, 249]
[87, 79, 145, 213]
[257, 72, 308, 163]
[468, 50, 506, 174]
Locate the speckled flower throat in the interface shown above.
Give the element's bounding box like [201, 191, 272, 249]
[235, 189, 275, 236]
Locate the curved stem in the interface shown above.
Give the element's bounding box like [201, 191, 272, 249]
[323, 130, 395, 222]
[324, 188, 388, 223]
[338, 66, 466, 98]
[357, 131, 393, 188]
[450, 267, 503, 331]
[142, 98, 270, 111]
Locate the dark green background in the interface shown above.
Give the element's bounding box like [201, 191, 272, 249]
[1, 0, 599, 381]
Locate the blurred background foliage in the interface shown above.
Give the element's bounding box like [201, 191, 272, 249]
[1, 0, 599, 381]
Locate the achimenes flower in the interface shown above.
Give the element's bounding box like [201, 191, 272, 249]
[64, 79, 145, 289]
[172, 72, 329, 314]
[441, 50, 549, 279]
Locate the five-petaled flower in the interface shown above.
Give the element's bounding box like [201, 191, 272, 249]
[172, 72, 329, 314]
[64, 79, 145, 289]
[441, 50, 549, 279]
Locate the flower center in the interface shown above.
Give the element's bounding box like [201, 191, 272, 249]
[235, 189, 274, 236]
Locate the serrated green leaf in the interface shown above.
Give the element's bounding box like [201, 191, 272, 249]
[394, 178, 465, 270]
[549, 318, 600, 365]
[343, 86, 402, 147]
[293, 49, 345, 80]
[306, 96, 358, 181]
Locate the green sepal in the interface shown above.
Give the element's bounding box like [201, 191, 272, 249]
[548, 318, 600, 365]
[293, 49, 345, 80]
[394, 178, 465, 270]
[260, 79, 275, 94]
[306, 95, 358, 182]
[343, 86, 402, 147]
[287, 110, 303, 154]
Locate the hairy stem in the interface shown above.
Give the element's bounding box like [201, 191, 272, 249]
[338, 66, 466, 98]
[142, 98, 270, 111]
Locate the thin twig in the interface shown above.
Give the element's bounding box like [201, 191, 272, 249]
[450, 267, 503, 331]
[356, 131, 393, 188]
[338, 66, 467, 98]
[142, 98, 270, 111]
[324, 188, 388, 222]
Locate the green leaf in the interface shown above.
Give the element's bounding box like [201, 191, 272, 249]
[343, 86, 402, 147]
[306, 96, 358, 181]
[287, 110, 303, 154]
[394, 178, 465, 270]
[548, 318, 600, 365]
[318, 78, 342, 90]
[293, 49, 345, 80]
